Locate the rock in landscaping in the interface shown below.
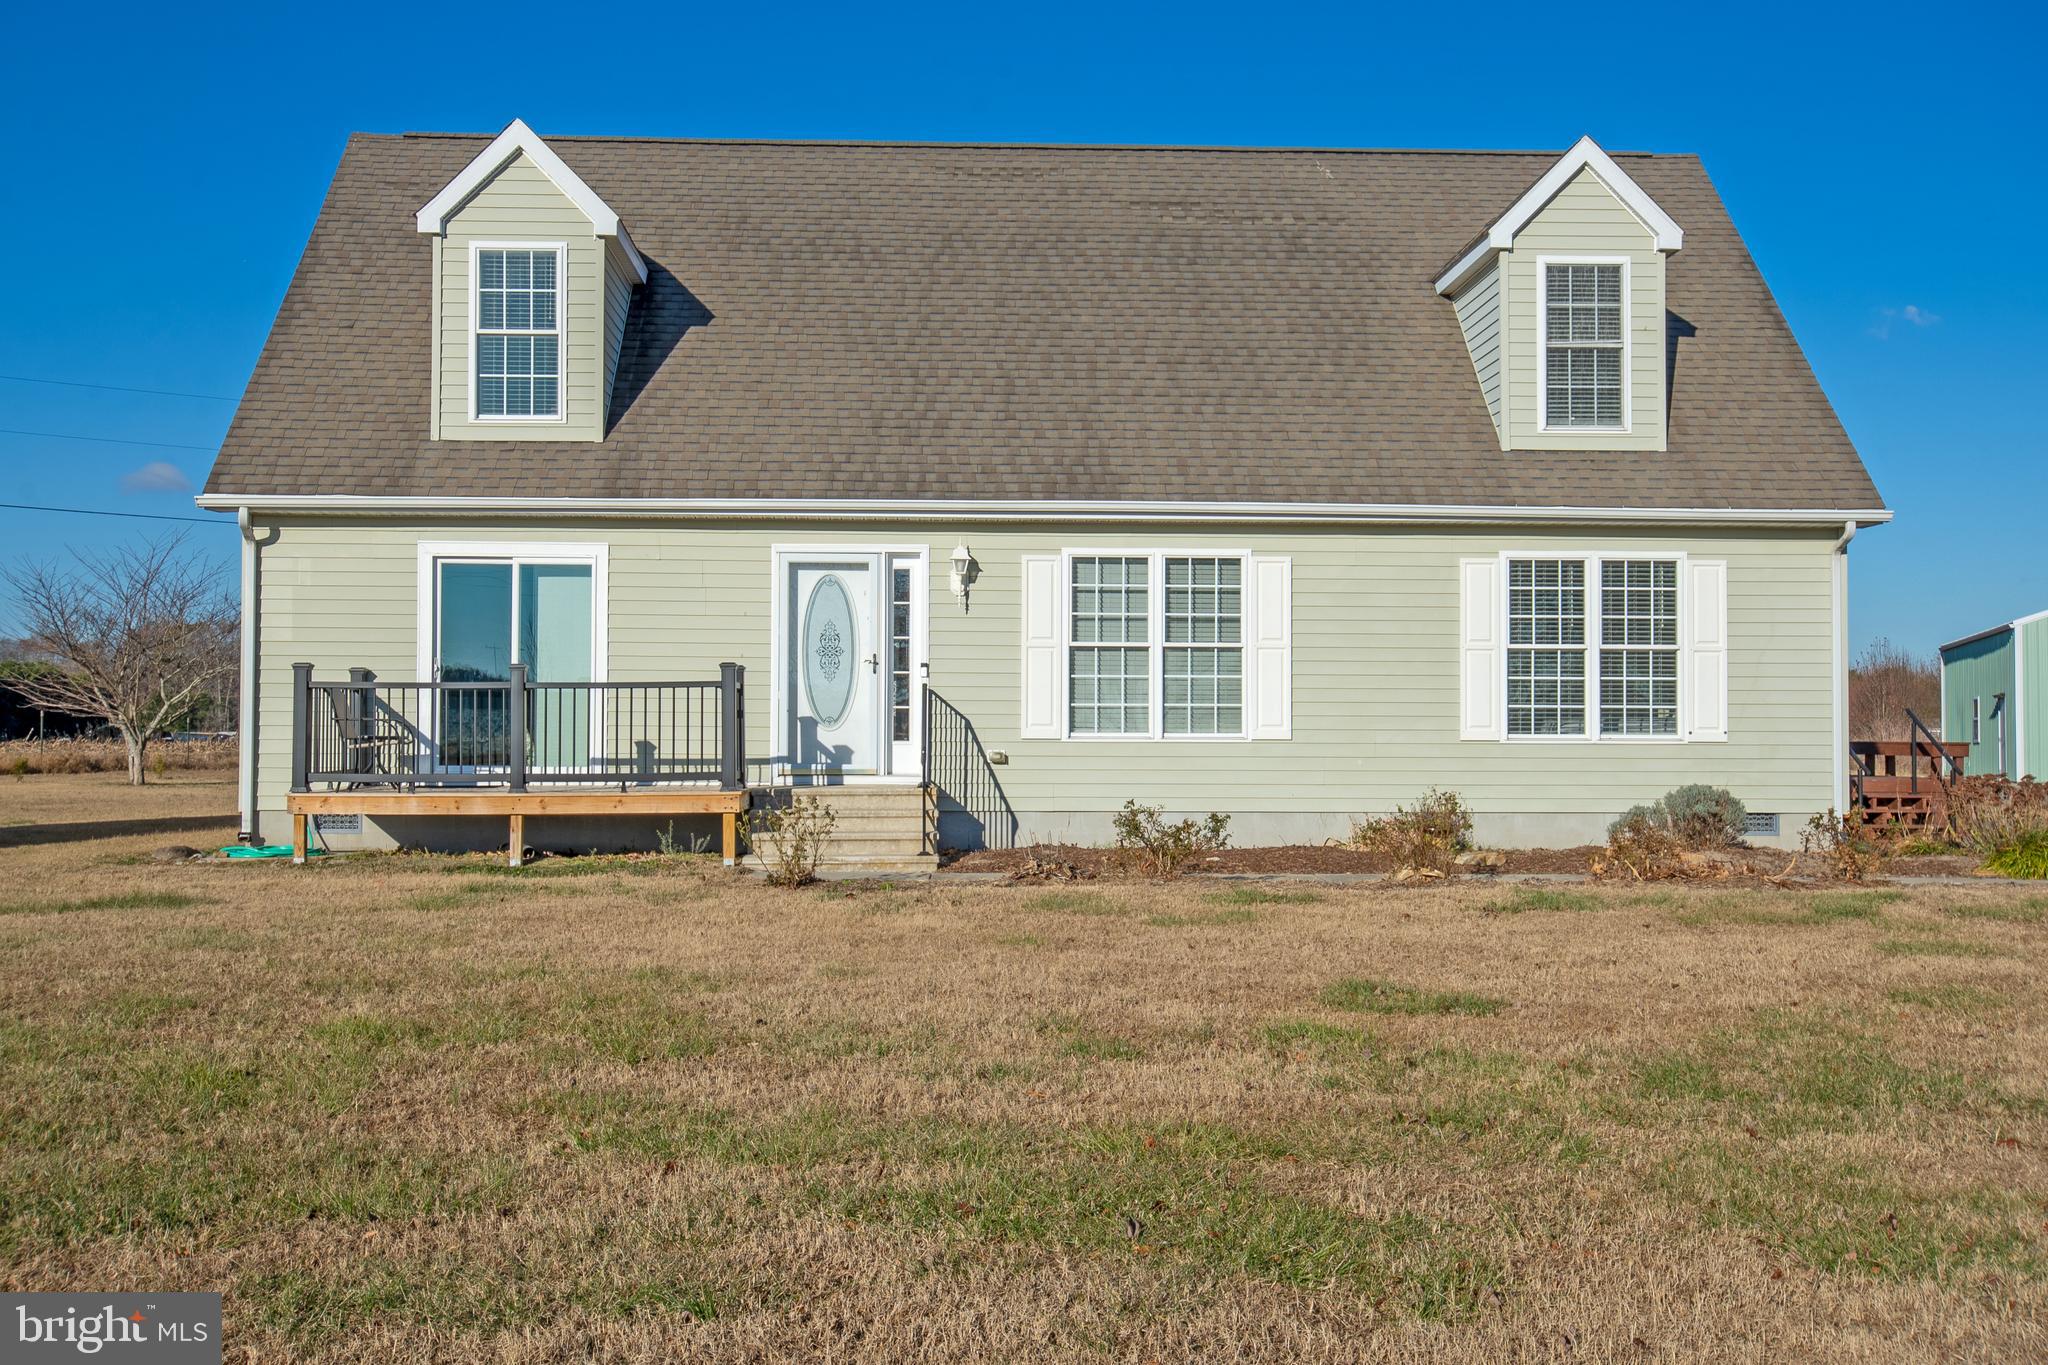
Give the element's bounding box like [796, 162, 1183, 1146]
[1391, 865, 1448, 884]
[1455, 849, 1507, 873]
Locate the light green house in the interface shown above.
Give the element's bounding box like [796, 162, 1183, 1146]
[1940, 612, 2048, 779]
[199, 122, 1888, 862]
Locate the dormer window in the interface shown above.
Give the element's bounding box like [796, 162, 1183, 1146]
[473, 245, 563, 420]
[1541, 261, 1625, 430]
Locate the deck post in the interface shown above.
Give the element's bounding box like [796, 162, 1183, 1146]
[721, 810, 736, 867]
[719, 662, 745, 790]
[508, 663, 528, 793]
[290, 663, 312, 793]
[508, 812, 525, 868]
[291, 811, 308, 864]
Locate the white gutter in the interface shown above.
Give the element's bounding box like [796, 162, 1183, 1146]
[195, 493, 1894, 529]
[236, 507, 258, 843]
[1832, 518, 1856, 815]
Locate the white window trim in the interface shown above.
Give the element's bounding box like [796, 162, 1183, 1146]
[1536, 254, 1632, 435]
[1497, 549, 1691, 744]
[467, 240, 569, 425]
[1058, 547, 1257, 742]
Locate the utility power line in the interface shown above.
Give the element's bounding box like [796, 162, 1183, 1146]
[0, 373, 237, 402]
[0, 501, 224, 526]
[0, 428, 219, 453]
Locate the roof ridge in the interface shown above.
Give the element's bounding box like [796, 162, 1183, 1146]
[385, 131, 1682, 158]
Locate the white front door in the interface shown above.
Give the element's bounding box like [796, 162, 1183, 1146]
[788, 557, 883, 779]
[779, 549, 927, 782]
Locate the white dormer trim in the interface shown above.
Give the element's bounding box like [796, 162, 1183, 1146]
[416, 119, 648, 284]
[1434, 136, 1682, 296]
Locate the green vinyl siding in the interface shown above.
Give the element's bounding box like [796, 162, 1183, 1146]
[432, 152, 605, 441]
[1941, 629, 2017, 777]
[1500, 167, 1666, 451]
[249, 518, 1839, 843]
[1450, 260, 1503, 441]
[601, 241, 636, 423]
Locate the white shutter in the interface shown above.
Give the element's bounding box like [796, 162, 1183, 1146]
[1247, 556, 1291, 739]
[1019, 554, 1063, 738]
[1460, 557, 1503, 741]
[1688, 559, 1728, 741]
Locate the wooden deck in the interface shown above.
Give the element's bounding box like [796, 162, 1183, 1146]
[1849, 735, 1970, 829]
[286, 788, 750, 867]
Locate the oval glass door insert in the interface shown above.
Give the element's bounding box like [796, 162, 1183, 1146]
[802, 574, 857, 727]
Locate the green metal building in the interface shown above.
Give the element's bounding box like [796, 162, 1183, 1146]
[1940, 610, 2048, 779]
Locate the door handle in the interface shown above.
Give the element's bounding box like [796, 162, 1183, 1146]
[866, 654, 879, 673]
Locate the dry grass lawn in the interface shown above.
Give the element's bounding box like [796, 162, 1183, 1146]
[1, 775, 2045, 1361]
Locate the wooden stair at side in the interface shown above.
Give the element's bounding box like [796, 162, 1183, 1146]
[1849, 737, 1970, 830]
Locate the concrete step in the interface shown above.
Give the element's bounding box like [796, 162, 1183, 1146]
[780, 785, 927, 804]
[806, 808, 928, 828]
[811, 835, 930, 858]
[744, 851, 938, 876]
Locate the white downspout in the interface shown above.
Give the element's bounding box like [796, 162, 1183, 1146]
[237, 506, 258, 843]
[1832, 519, 1857, 815]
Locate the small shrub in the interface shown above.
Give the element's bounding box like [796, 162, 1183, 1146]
[1111, 800, 1230, 878]
[9, 758, 27, 781]
[750, 796, 837, 888]
[1349, 789, 1473, 877]
[654, 821, 708, 857]
[1984, 831, 2048, 880]
[1802, 808, 1882, 882]
[1947, 777, 2048, 855]
[1595, 811, 1686, 881]
[1609, 785, 1746, 850]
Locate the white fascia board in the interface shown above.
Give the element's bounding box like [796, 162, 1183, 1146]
[415, 119, 649, 285]
[1433, 240, 1500, 298]
[196, 492, 1892, 529]
[1435, 135, 1683, 296]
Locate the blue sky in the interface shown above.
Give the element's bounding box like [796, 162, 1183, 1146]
[2, 1, 2041, 652]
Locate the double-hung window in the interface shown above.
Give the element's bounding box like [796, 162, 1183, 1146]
[1597, 559, 1679, 735]
[1068, 553, 1245, 737]
[1506, 559, 1587, 736]
[474, 246, 562, 420]
[1542, 261, 1625, 430]
[1069, 557, 1151, 735]
[1506, 555, 1680, 739]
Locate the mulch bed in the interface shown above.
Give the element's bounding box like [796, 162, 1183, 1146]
[943, 842, 1601, 877]
[941, 842, 1992, 881]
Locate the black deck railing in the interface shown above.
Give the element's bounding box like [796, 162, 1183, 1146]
[291, 662, 746, 791]
[921, 685, 1016, 851]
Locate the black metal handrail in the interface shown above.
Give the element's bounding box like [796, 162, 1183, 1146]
[1904, 706, 1963, 796]
[291, 662, 746, 791]
[921, 684, 1015, 852]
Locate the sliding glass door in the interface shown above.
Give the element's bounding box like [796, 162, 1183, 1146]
[432, 554, 595, 772]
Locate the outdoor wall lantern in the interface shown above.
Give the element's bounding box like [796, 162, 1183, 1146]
[949, 542, 975, 604]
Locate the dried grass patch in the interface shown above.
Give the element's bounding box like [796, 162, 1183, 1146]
[2, 796, 2046, 1359]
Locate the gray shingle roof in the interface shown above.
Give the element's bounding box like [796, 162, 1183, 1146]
[204, 134, 1881, 512]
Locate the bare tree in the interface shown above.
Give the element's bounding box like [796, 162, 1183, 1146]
[4, 535, 237, 784]
[1848, 636, 1941, 742]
